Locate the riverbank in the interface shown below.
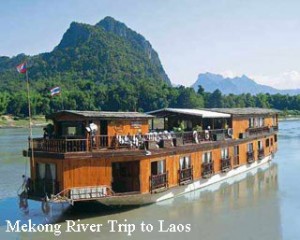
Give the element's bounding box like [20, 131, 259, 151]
[0, 115, 47, 129]
[279, 115, 300, 121]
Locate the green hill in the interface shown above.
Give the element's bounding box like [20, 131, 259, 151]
[0, 17, 179, 116]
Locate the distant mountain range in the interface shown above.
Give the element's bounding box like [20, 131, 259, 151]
[192, 72, 300, 95]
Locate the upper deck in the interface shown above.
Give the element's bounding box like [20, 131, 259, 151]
[27, 108, 279, 158]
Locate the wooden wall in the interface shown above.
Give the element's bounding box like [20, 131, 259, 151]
[265, 116, 277, 127]
[62, 158, 109, 189]
[32, 134, 278, 194]
[51, 115, 150, 137]
[232, 118, 249, 139]
[107, 119, 149, 136]
[232, 115, 278, 139]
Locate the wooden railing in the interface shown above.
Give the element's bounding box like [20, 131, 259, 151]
[178, 166, 193, 184]
[257, 148, 265, 160]
[150, 171, 168, 193]
[202, 161, 214, 178]
[30, 138, 91, 153]
[66, 186, 113, 200]
[221, 157, 231, 172]
[247, 151, 255, 164]
[29, 128, 234, 153]
[247, 126, 270, 136]
[178, 129, 233, 144]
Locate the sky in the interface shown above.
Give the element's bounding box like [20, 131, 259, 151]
[1, 0, 300, 89]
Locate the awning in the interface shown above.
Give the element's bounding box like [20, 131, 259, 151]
[147, 108, 231, 118]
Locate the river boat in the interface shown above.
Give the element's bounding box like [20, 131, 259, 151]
[22, 107, 279, 206]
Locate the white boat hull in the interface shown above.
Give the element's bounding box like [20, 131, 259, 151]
[97, 154, 273, 206]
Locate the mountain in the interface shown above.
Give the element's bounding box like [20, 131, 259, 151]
[0, 16, 175, 115]
[192, 72, 300, 95]
[0, 16, 171, 88]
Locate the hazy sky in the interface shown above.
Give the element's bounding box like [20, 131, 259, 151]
[1, 0, 300, 89]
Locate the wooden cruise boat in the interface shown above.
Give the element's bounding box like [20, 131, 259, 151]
[22, 107, 279, 206]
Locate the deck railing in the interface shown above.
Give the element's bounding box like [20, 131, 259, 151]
[29, 128, 234, 153]
[150, 171, 168, 193]
[247, 151, 255, 164]
[178, 166, 193, 184]
[247, 126, 271, 136]
[62, 186, 113, 201]
[257, 148, 265, 160]
[221, 157, 231, 172]
[202, 161, 214, 178]
[30, 138, 91, 153]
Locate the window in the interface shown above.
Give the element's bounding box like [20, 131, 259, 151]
[233, 145, 239, 165]
[259, 117, 264, 127]
[179, 156, 191, 170]
[202, 152, 212, 163]
[67, 126, 76, 135]
[254, 118, 258, 127]
[258, 140, 263, 150]
[247, 143, 253, 153]
[151, 160, 165, 175]
[271, 138, 273, 146]
[59, 121, 84, 137]
[35, 163, 57, 195]
[234, 145, 239, 156]
[249, 118, 254, 128]
[275, 134, 277, 142]
[266, 138, 270, 147]
[221, 148, 229, 159]
[36, 163, 56, 180]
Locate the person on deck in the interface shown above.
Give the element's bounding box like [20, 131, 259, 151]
[43, 128, 49, 139]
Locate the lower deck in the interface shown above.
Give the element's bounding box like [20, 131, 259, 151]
[25, 132, 278, 204]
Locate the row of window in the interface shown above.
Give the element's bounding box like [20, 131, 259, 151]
[248, 117, 278, 128]
[249, 117, 265, 128]
[151, 135, 277, 175]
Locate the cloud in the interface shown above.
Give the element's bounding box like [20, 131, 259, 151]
[250, 71, 300, 90]
[220, 69, 300, 90]
[221, 70, 239, 79]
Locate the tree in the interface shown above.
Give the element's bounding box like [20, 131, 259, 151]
[197, 85, 205, 95]
[206, 89, 223, 108]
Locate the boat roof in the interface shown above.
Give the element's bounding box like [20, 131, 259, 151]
[147, 108, 231, 118]
[209, 108, 280, 116]
[47, 110, 154, 120]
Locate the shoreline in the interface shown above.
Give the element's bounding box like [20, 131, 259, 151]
[0, 115, 47, 129]
[279, 116, 300, 121]
[0, 124, 47, 129]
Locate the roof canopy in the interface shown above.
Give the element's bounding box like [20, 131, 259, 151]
[147, 108, 231, 118]
[209, 108, 280, 116]
[47, 110, 154, 121]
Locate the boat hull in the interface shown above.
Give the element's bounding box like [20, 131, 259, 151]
[97, 154, 273, 206]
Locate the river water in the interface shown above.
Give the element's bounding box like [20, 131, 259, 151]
[0, 120, 299, 240]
